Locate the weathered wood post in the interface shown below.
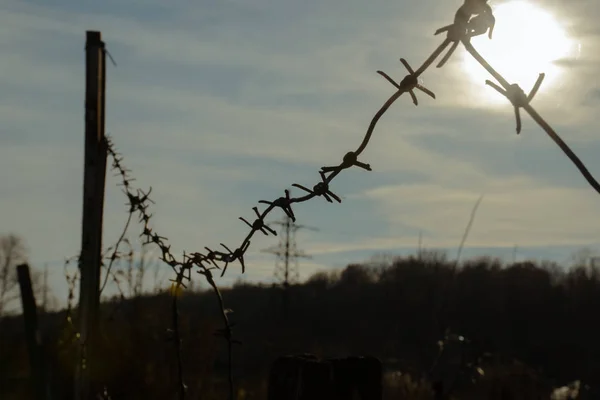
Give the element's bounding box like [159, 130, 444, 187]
[17, 263, 49, 400]
[75, 30, 108, 400]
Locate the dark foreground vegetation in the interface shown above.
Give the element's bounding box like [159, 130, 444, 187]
[1, 252, 599, 399]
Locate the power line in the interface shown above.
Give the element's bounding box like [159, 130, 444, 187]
[261, 214, 317, 317]
[262, 215, 317, 287]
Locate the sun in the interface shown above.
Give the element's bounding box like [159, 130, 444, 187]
[462, 0, 573, 105]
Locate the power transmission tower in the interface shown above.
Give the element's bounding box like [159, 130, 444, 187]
[262, 215, 317, 318]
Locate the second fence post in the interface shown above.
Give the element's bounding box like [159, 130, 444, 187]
[17, 263, 49, 400]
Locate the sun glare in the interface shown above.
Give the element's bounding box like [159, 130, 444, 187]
[462, 1, 573, 105]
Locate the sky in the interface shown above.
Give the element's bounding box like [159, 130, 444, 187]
[1, 0, 600, 308]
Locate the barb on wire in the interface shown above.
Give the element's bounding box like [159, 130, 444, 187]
[355, 48, 448, 156]
[259, 189, 296, 222]
[219, 241, 251, 277]
[170, 259, 193, 291]
[239, 207, 277, 236]
[434, 0, 495, 68]
[356, 53, 441, 156]
[465, 7, 495, 39]
[203, 247, 223, 269]
[377, 58, 436, 106]
[485, 73, 545, 134]
[292, 170, 342, 203]
[321, 151, 371, 173]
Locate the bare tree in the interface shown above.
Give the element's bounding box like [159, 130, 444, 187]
[569, 247, 597, 269]
[0, 233, 29, 317]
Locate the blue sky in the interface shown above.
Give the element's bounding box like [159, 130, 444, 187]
[1, 0, 600, 307]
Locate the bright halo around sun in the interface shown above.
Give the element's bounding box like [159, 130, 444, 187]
[462, 1, 573, 105]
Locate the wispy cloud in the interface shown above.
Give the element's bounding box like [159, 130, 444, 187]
[360, 176, 600, 247]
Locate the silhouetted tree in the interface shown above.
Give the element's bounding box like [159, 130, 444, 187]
[0, 234, 29, 317]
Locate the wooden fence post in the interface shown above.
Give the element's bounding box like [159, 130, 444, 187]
[17, 263, 49, 400]
[75, 30, 108, 400]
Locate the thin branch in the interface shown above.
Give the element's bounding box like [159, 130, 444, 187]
[99, 212, 132, 294]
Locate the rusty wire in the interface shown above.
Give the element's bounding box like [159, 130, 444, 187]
[100, 1, 600, 398]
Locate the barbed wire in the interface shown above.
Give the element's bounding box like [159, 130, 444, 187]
[98, 1, 600, 398]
